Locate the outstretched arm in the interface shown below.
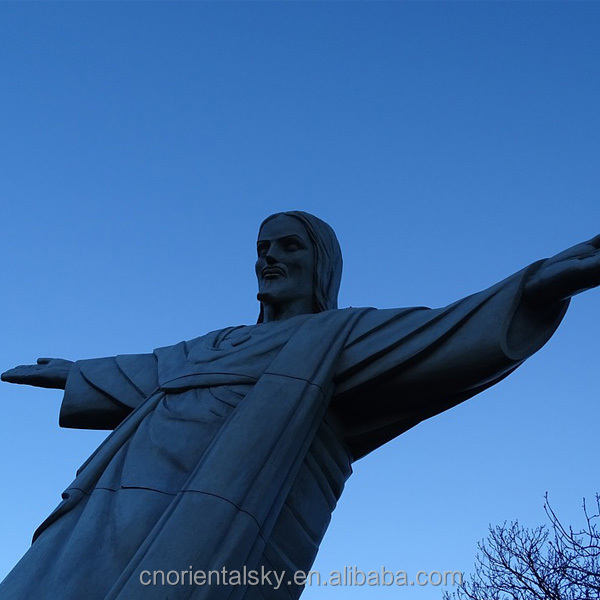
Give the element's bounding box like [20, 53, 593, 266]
[1, 358, 74, 390]
[2, 353, 158, 430]
[334, 255, 575, 459]
[525, 235, 600, 306]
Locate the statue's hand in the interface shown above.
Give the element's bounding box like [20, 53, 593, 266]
[525, 235, 600, 307]
[1, 358, 74, 390]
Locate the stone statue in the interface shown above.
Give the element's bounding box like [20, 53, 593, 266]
[1, 211, 599, 600]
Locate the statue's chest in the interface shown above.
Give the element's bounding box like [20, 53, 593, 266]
[155, 316, 313, 389]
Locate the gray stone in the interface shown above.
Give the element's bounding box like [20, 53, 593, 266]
[1, 212, 599, 599]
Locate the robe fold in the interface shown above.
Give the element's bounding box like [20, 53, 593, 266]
[0, 264, 568, 600]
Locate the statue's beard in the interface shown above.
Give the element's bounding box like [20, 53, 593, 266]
[257, 291, 285, 308]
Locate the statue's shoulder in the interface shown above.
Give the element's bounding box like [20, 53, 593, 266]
[156, 309, 380, 358]
[153, 327, 237, 359]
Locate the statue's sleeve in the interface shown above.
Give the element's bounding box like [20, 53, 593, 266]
[59, 353, 159, 430]
[332, 262, 570, 459]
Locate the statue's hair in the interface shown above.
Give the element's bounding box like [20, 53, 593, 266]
[257, 211, 343, 323]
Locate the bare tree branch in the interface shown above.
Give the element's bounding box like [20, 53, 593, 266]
[443, 496, 600, 600]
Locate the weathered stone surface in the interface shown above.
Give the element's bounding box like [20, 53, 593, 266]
[1, 212, 598, 599]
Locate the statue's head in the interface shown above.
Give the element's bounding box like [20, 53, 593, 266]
[256, 211, 342, 323]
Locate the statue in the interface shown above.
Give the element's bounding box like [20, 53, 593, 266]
[1, 210, 599, 600]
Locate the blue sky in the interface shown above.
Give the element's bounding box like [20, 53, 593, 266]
[1, 3, 599, 598]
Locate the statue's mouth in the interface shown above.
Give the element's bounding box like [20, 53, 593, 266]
[262, 267, 285, 279]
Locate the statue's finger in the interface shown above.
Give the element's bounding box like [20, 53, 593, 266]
[2, 364, 39, 378]
[1, 367, 29, 382]
[37, 358, 52, 365]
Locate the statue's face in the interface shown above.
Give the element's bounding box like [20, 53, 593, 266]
[255, 215, 315, 311]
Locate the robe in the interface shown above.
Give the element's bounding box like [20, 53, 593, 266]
[0, 264, 568, 600]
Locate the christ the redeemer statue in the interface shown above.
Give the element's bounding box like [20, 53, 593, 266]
[1, 211, 599, 600]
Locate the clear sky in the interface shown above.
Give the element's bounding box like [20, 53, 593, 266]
[1, 3, 599, 598]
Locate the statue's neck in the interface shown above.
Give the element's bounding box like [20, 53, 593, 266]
[260, 298, 315, 323]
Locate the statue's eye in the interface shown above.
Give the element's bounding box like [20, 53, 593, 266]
[285, 243, 300, 252]
[257, 245, 268, 257]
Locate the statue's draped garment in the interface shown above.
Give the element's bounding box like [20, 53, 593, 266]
[0, 265, 567, 600]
